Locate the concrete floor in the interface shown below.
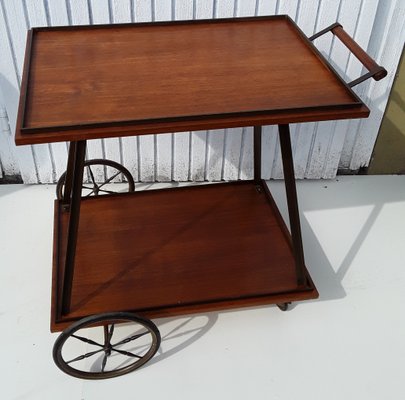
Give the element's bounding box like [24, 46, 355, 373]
[1, 176, 404, 400]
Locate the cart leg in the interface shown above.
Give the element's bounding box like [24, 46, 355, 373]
[61, 140, 87, 315]
[62, 142, 78, 207]
[254, 125, 262, 185]
[278, 124, 306, 286]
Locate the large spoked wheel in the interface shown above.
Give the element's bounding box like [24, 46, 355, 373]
[53, 312, 160, 379]
[56, 159, 135, 200]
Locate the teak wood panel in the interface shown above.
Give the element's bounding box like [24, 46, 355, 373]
[16, 16, 368, 145]
[52, 182, 316, 326]
[16, 104, 369, 145]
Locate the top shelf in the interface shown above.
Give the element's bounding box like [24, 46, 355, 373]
[16, 15, 369, 145]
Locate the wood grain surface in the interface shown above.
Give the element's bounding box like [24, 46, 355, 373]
[16, 16, 367, 145]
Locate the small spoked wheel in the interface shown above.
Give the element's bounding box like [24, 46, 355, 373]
[277, 302, 291, 311]
[53, 312, 160, 379]
[56, 159, 135, 200]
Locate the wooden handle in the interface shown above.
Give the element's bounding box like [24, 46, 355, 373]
[309, 23, 387, 87]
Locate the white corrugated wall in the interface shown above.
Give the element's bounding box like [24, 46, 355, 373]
[0, 0, 403, 183]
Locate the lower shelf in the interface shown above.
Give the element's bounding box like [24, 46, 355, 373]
[51, 181, 318, 332]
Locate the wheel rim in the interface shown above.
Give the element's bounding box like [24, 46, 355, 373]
[56, 159, 135, 200]
[53, 312, 160, 379]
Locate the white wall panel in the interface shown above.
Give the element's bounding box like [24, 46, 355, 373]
[173, 1, 193, 182]
[0, 0, 402, 183]
[239, 127, 254, 180]
[114, 0, 139, 182]
[0, 104, 19, 178]
[0, 0, 37, 183]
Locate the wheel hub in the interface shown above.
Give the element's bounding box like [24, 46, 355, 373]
[104, 344, 112, 356]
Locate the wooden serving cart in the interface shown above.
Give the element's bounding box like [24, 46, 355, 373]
[15, 16, 386, 379]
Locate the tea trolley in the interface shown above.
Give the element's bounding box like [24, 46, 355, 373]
[15, 16, 386, 379]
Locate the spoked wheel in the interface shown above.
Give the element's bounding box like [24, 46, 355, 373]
[53, 312, 160, 379]
[56, 159, 135, 200]
[276, 302, 291, 311]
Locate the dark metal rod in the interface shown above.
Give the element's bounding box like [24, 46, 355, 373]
[278, 124, 306, 286]
[253, 126, 262, 184]
[61, 140, 87, 315]
[348, 71, 375, 87]
[62, 142, 77, 206]
[308, 22, 342, 41]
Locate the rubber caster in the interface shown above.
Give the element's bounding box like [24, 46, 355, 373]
[276, 302, 291, 311]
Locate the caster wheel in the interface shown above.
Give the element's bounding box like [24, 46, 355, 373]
[276, 302, 291, 311]
[53, 312, 160, 379]
[56, 159, 135, 200]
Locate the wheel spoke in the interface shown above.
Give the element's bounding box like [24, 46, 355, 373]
[71, 334, 103, 348]
[108, 324, 115, 343]
[87, 166, 97, 185]
[111, 348, 142, 359]
[54, 313, 160, 378]
[104, 325, 109, 345]
[81, 185, 94, 191]
[66, 348, 104, 364]
[98, 189, 118, 195]
[98, 171, 121, 189]
[101, 353, 108, 373]
[113, 331, 149, 347]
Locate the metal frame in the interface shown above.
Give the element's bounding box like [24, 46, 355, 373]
[253, 124, 306, 287]
[253, 126, 262, 185]
[277, 124, 306, 286]
[58, 124, 307, 316]
[61, 140, 86, 315]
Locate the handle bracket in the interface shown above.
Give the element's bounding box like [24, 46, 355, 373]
[309, 23, 387, 87]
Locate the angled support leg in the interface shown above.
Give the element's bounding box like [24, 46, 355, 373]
[62, 142, 78, 208]
[61, 140, 87, 315]
[278, 124, 306, 286]
[254, 125, 262, 184]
